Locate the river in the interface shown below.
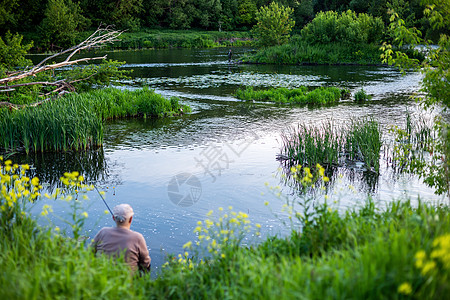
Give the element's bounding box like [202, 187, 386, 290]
[21, 47, 446, 276]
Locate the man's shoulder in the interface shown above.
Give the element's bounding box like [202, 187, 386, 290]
[129, 229, 145, 239]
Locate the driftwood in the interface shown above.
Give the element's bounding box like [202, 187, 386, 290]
[0, 25, 123, 108]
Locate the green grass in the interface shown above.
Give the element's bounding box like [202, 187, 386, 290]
[345, 118, 382, 172]
[0, 88, 191, 153]
[354, 88, 372, 102]
[94, 30, 253, 50]
[281, 118, 382, 172]
[235, 86, 348, 105]
[245, 39, 383, 65]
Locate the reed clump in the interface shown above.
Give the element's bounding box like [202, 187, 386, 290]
[280, 118, 381, 172]
[235, 86, 347, 105]
[0, 88, 191, 153]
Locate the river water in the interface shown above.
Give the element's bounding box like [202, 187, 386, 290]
[22, 47, 446, 275]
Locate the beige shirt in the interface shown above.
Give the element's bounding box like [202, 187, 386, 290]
[93, 227, 151, 272]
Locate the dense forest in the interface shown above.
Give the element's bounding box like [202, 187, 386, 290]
[0, 0, 440, 49]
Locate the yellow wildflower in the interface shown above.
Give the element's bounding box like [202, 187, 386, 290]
[397, 282, 412, 295]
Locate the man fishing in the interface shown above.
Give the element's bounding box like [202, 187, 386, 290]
[92, 204, 151, 274]
[228, 48, 232, 62]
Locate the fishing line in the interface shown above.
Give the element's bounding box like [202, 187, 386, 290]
[74, 154, 113, 216]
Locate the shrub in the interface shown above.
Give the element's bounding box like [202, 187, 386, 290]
[354, 88, 372, 102]
[301, 10, 384, 45]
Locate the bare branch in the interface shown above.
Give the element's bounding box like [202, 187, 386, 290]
[0, 25, 122, 108]
[0, 55, 107, 85]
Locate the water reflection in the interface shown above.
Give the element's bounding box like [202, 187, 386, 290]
[9, 150, 111, 190]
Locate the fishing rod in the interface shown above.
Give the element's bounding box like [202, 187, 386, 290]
[94, 184, 113, 216]
[74, 154, 113, 217]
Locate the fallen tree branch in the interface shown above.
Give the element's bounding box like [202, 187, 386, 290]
[0, 25, 122, 108]
[0, 56, 107, 85]
[0, 25, 122, 86]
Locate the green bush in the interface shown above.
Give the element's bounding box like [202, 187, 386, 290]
[301, 10, 384, 45]
[354, 88, 372, 102]
[246, 39, 383, 65]
[235, 86, 344, 105]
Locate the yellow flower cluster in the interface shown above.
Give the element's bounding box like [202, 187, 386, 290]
[0, 156, 41, 214]
[430, 234, 450, 269]
[290, 163, 329, 187]
[397, 282, 412, 295]
[410, 233, 450, 288]
[177, 207, 262, 267]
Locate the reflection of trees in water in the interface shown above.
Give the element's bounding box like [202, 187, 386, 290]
[7, 149, 121, 191]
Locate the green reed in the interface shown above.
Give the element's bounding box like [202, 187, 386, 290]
[235, 86, 345, 105]
[281, 118, 382, 172]
[0, 88, 190, 153]
[281, 120, 344, 167]
[345, 118, 382, 172]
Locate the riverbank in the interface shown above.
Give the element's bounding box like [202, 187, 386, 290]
[243, 40, 384, 65]
[1, 160, 448, 299]
[28, 29, 253, 53]
[0, 88, 191, 153]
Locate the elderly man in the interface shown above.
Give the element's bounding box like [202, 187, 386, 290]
[93, 204, 151, 273]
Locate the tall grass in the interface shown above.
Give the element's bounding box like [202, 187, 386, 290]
[345, 118, 381, 172]
[235, 86, 347, 105]
[0, 98, 103, 153]
[245, 39, 383, 65]
[281, 118, 382, 172]
[0, 88, 191, 153]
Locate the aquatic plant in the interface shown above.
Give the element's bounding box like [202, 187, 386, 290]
[353, 88, 371, 102]
[0, 87, 191, 153]
[280, 120, 343, 167]
[235, 86, 344, 105]
[387, 112, 450, 196]
[345, 118, 381, 172]
[280, 118, 382, 172]
[0, 97, 103, 153]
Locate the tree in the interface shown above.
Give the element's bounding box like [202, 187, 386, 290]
[0, 32, 33, 73]
[252, 1, 295, 47]
[39, 0, 90, 49]
[381, 0, 450, 196]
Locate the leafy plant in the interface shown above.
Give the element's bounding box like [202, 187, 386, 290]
[353, 88, 372, 102]
[251, 1, 295, 47]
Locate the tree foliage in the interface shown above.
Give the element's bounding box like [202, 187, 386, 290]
[0, 32, 33, 72]
[252, 1, 295, 47]
[381, 0, 450, 196]
[301, 10, 384, 45]
[39, 0, 90, 48]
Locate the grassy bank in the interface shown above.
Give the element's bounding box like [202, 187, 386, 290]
[245, 39, 383, 65]
[0, 88, 190, 153]
[72, 29, 253, 51]
[1, 159, 449, 299]
[235, 86, 349, 105]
